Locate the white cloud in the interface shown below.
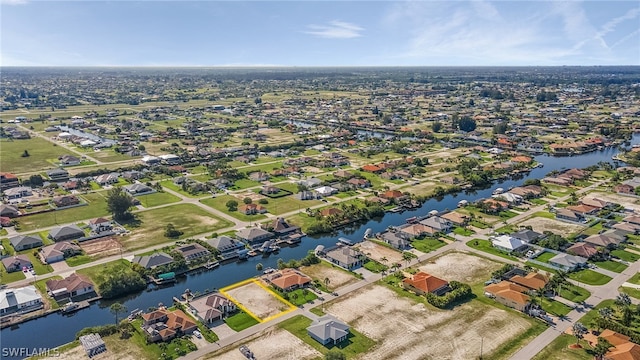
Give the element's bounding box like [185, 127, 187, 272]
[305, 20, 364, 39]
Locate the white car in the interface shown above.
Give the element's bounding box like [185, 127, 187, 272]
[193, 330, 202, 339]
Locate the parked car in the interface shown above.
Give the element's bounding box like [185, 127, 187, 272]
[193, 330, 202, 339]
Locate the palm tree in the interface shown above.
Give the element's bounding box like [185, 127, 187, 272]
[110, 302, 127, 326]
[392, 263, 402, 273]
[598, 307, 613, 320]
[615, 293, 632, 309]
[324, 277, 331, 291]
[593, 337, 613, 360]
[402, 252, 414, 267]
[572, 322, 587, 347]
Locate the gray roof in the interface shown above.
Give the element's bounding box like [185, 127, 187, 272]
[205, 236, 244, 252]
[48, 225, 84, 240]
[124, 183, 152, 193]
[419, 216, 451, 231]
[0, 204, 19, 215]
[1, 255, 32, 269]
[46, 168, 69, 176]
[9, 235, 43, 249]
[549, 253, 587, 268]
[511, 229, 543, 242]
[307, 315, 349, 342]
[236, 227, 274, 241]
[132, 252, 174, 269]
[325, 247, 363, 266]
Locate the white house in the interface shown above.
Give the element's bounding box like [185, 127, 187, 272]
[491, 235, 527, 253]
[0, 286, 43, 316]
[314, 186, 338, 197]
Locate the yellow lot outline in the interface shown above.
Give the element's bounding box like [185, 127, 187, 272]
[220, 278, 297, 323]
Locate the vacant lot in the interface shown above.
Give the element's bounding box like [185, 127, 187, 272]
[121, 204, 233, 250]
[584, 192, 640, 212]
[518, 217, 585, 235]
[324, 285, 532, 360]
[300, 262, 361, 291]
[80, 237, 122, 257]
[225, 281, 290, 320]
[417, 252, 503, 285]
[17, 192, 109, 231]
[354, 240, 403, 265]
[0, 137, 73, 173]
[136, 192, 181, 208]
[207, 327, 320, 360]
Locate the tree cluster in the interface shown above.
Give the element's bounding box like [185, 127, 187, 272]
[425, 281, 472, 309]
[95, 268, 146, 299]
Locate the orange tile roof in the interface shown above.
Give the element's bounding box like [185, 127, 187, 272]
[509, 273, 548, 290]
[607, 341, 640, 360]
[362, 165, 381, 172]
[511, 156, 532, 163]
[600, 329, 632, 346]
[484, 280, 529, 294]
[270, 269, 312, 290]
[402, 272, 448, 293]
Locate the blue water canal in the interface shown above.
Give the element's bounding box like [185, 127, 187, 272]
[2, 135, 638, 355]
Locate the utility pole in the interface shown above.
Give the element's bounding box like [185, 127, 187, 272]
[480, 337, 484, 360]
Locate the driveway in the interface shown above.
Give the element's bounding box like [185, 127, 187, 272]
[50, 261, 70, 273]
[210, 321, 236, 339]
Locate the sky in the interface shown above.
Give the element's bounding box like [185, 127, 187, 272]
[1, 0, 639, 66]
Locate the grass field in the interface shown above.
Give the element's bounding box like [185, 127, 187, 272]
[76, 259, 135, 286]
[224, 311, 259, 331]
[411, 238, 447, 253]
[591, 260, 627, 273]
[284, 288, 318, 306]
[278, 315, 375, 359]
[0, 137, 75, 173]
[136, 191, 181, 208]
[262, 195, 322, 216]
[558, 284, 590, 303]
[121, 204, 233, 250]
[568, 269, 612, 285]
[611, 249, 640, 262]
[534, 251, 556, 263]
[531, 334, 592, 360]
[619, 286, 640, 299]
[0, 266, 26, 284]
[160, 180, 207, 198]
[16, 192, 109, 231]
[466, 239, 518, 261]
[200, 195, 267, 222]
[540, 297, 573, 316]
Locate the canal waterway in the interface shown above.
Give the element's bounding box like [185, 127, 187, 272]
[2, 134, 638, 355]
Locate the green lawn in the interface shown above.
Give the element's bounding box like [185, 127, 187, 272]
[0, 266, 26, 284]
[231, 178, 262, 190]
[466, 239, 518, 261]
[121, 204, 234, 250]
[129, 319, 197, 359]
[568, 269, 612, 285]
[160, 180, 207, 198]
[278, 315, 375, 359]
[469, 220, 490, 229]
[239, 161, 283, 174]
[626, 272, 640, 285]
[611, 249, 640, 262]
[1, 238, 15, 256]
[591, 260, 627, 273]
[0, 137, 75, 173]
[26, 252, 53, 275]
[540, 297, 573, 316]
[65, 254, 94, 267]
[558, 284, 590, 303]
[531, 211, 556, 220]
[453, 226, 474, 236]
[363, 260, 388, 273]
[136, 192, 181, 208]
[224, 311, 259, 331]
[619, 286, 640, 299]
[200, 195, 268, 222]
[76, 259, 134, 285]
[34, 276, 62, 309]
[284, 288, 318, 306]
[531, 334, 592, 360]
[529, 198, 548, 205]
[411, 238, 447, 253]
[535, 251, 556, 263]
[261, 195, 322, 216]
[16, 192, 110, 231]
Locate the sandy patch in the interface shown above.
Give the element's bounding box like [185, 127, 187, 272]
[302, 166, 323, 173]
[418, 252, 503, 285]
[519, 217, 585, 235]
[585, 192, 640, 212]
[205, 328, 321, 360]
[325, 285, 531, 360]
[354, 240, 403, 265]
[46, 335, 142, 360]
[80, 237, 122, 257]
[192, 214, 221, 227]
[234, 192, 264, 202]
[300, 263, 361, 291]
[226, 282, 289, 320]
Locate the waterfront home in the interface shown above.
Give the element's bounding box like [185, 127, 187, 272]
[307, 315, 350, 346]
[48, 225, 85, 242]
[9, 234, 43, 252]
[379, 231, 410, 250]
[439, 211, 469, 226]
[266, 269, 312, 292]
[401, 272, 449, 296]
[323, 245, 364, 270]
[174, 243, 211, 262]
[40, 241, 82, 264]
[267, 217, 300, 235]
[484, 281, 530, 312]
[1, 255, 32, 273]
[0, 286, 43, 316]
[141, 309, 197, 343]
[235, 227, 274, 246]
[419, 216, 452, 233]
[205, 236, 245, 259]
[46, 273, 95, 299]
[188, 293, 237, 323]
[132, 252, 174, 269]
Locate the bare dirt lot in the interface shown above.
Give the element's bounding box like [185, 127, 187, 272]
[226, 282, 289, 320]
[205, 328, 321, 360]
[519, 217, 586, 235]
[235, 191, 265, 202]
[354, 240, 403, 265]
[48, 334, 143, 360]
[418, 251, 503, 285]
[585, 192, 640, 212]
[300, 262, 360, 291]
[80, 237, 122, 257]
[324, 285, 532, 360]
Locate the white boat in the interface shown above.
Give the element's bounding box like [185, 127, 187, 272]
[458, 200, 468, 207]
[492, 188, 504, 195]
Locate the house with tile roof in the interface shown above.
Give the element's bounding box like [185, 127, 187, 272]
[46, 273, 95, 299]
[323, 246, 365, 270]
[566, 242, 600, 259]
[2, 255, 32, 273]
[40, 241, 82, 264]
[484, 281, 531, 312]
[509, 272, 548, 291]
[187, 293, 237, 323]
[141, 309, 198, 343]
[402, 272, 449, 296]
[267, 269, 312, 292]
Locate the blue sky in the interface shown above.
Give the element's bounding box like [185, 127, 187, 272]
[1, 1, 639, 66]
